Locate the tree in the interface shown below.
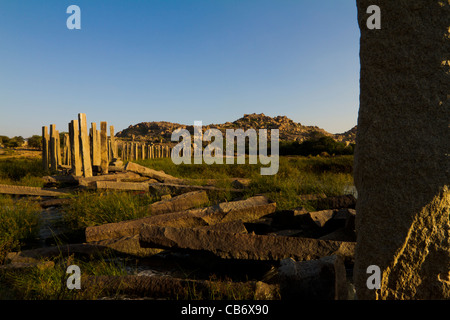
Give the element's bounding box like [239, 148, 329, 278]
[27, 135, 42, 149]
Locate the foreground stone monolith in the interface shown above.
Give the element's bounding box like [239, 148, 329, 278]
[354, 1, 450, 299]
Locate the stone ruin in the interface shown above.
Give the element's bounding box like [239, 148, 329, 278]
[42, 113, 172, 177]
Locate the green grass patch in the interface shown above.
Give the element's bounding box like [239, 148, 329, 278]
[136, 155, 354, 211]
[0, 158, 46, 187]
[0, 195, 41, 263]
[62, 191, 159, 231]
[0, 253, 128, 300]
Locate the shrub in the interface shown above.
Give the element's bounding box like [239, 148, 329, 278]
[27, 135, 42, 149]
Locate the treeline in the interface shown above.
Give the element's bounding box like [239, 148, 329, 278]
[0, 135, 42, 149]
[279, 136, 354, 156]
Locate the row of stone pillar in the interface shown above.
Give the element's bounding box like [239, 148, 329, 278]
[120, 142, 171, 161]
[42, 113, 117, 177]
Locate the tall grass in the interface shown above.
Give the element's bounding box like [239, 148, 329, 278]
[0, 253, 128, 300]
[0, 158, 45, 187]
[136, 155, 354, 210]
[62, 191, 159, 231]
[0, 195, 41, 263]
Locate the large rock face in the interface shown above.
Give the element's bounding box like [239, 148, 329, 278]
[354, 1, 450, 299]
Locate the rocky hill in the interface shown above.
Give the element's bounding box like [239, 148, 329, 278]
[116, 113, 357, 144]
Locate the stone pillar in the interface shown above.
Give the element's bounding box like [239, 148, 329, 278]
[49, 124, 57, 171]
[110, 126, 116, 159]
[78, 113, 93, 177]
[55, 130, 61, 166]
[165, 145, 170, 158]
[354, 1, 450, 300]
[135, 143, 139, 160]
[100, 121, 108, 174]
[69, 120, 82, 176]
[141, 143, 146, 160]
[130, 142, 134, 160]
[91, 123, 101, 166]
[42, 126, 49, 170]
[63, 133, 70, 166]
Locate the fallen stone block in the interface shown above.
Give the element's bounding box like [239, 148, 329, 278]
[93, 181, 150, 191]
[5, 243, 110, 264]
[278, 255, 348, 300]
[90, 235, 163, 257]
[0, 261, 55, 271]
[0, 184, 70, 197]
[42, 175, 78, 185]
[139, 224, 355, 262]
[108, 165, 125, 172]
[148, 190, 209, 215]
[299, 209, 335, 228]
[76, 172, 142, 187]
[314, 194, 357, 210]
[149, 182, 244, 194]
[85, 196, 275, 242]
[319, 228, 356, 242]
[124, 162, 184, 184]
[40, 198, 71, 208]
[200, 220, 248, 234]
[82, 274, 279, 300]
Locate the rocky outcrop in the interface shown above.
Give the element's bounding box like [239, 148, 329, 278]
[115, 113, 356, 144]
[354, 0, 450, 299]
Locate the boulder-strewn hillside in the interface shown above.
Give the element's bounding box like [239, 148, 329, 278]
[116, 113, 356, 144]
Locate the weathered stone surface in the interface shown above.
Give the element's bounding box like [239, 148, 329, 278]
[314, 194, 356, 210]
[85, 196, 275, 242]
[200, 220, 248, 234]
[0, 184, 70, 197]
[148, 191, 209, 215]
[300, 210, 335, 228]
[90, 235, 163, 257]
[93, 181, 150, 191]
[124, 162, 184, 184]
[139, 224, 355, 261]
[354, 1, 450, 299]
[278, 255, 348, 300]
[76, 172, 142, 187]
[40, 198, 71, 208]
[5, 243, 110, 264]
[0, 261, 54, 271]
[149, 182, 244, 194]
[82, 275, 279, 300]
[378, 187, 450, 299]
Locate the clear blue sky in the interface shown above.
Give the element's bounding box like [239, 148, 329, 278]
[0, 0, 360, 138]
